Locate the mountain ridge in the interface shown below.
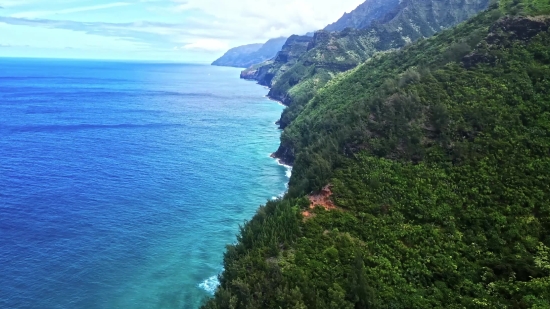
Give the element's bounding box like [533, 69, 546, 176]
[324, 0, 400, 32]
[212, 37, 287, 68]
[243, 0, 491, 129]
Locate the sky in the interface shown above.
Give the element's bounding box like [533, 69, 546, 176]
[0, 0, 365, 62]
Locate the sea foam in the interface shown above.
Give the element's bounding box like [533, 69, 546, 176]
[199, 276, 220, 295]
[273, 157, 293, 179]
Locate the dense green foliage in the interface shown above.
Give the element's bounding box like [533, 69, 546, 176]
[202, 2, 550, 308]
[280, 6, 503, 195]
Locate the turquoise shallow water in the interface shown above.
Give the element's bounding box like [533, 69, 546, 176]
[0, 59, 288, 309]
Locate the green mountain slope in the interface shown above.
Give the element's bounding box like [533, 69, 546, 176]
[244, 0, 491, 129]
[212, 37, 287, 68]
[202, 1, 550, 308]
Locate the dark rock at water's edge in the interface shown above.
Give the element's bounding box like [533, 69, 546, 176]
[272, 142, 295, 167]
[212, 37, 287, 68]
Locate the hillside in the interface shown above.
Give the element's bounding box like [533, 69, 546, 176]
[240, 35, 313, 84]
[243, 0, 490, 129]
[212, 37, 287, 68]
[202, 1, 550, 308]
[324, 0, 400, 32]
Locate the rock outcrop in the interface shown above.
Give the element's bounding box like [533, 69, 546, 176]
[324, 0, 400, 31]
[463, 16, 550, 68]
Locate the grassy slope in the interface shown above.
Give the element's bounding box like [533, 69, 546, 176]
[202, 2, 550, 308]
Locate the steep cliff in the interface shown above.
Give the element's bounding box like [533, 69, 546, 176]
[212, 37, 287, 68]
[324, 0, 400, 31]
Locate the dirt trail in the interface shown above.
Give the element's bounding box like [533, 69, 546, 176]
[303, 185, 338, 218]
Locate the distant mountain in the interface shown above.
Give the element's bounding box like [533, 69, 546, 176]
[324, 0, 400, 31]
[212, 37, 287, 68]
[240, 35, 313, 83]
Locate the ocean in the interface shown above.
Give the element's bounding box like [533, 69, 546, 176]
[0, 59, 289, 309]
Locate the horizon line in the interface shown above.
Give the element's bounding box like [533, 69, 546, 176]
[0, 55, 213, 65]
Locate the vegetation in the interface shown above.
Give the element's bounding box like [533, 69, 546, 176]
[251, 0, 491, 128]
[202, 1, 550, 308]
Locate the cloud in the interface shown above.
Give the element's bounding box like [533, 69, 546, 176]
[0, 0, 40, 8]
[0, 16, 167, 38]
[11, 2, 132, 18]
[0, 0, 367, 60]
[177, 39, 228, 52]
[0, 15, 236, 54]
[169, 0, 365, 40]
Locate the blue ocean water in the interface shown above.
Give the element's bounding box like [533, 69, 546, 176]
[0, 59, 288, 309]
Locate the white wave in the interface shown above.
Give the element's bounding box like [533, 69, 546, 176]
[199, 275, 220, 295]
[285, 168, 292, 179]
[273, 157, 293, 179]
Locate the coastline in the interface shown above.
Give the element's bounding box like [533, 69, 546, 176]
[270, 152, 293, 169]
[264, 94, 288, 107]
[243, 74, 293, 167]
[199, 68, 293, 297]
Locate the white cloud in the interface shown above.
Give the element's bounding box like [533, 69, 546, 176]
[0, 0, 368, 60]
[11, 2, 132, 18]
[177, 39, 229, 51]
[170, 0, 365, 41]
[0, 0, 34, 8]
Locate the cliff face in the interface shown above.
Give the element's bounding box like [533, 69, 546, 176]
[324, 0, 400, 31]
[212, 37, 287, 68]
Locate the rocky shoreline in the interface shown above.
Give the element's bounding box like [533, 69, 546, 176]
[244, 73, 296, 167]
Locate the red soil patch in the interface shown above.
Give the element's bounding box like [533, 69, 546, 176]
[302, 185, 338, 219]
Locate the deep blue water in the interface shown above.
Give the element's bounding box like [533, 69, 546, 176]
[0, 59, 288, 309]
